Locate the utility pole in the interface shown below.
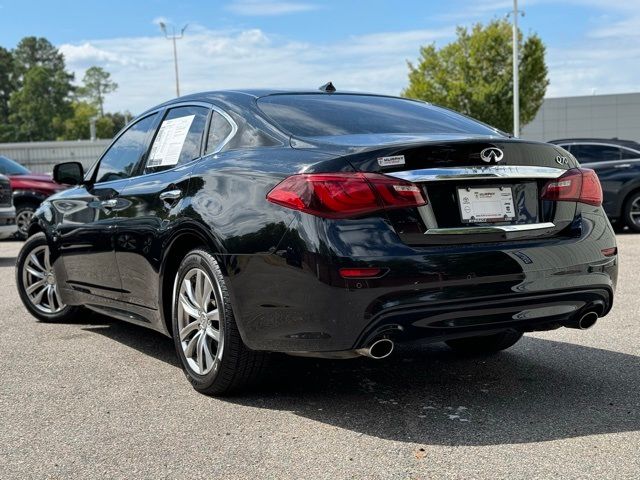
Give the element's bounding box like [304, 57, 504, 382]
[159, 22, 188, 98]
[511, 0, 523, 137]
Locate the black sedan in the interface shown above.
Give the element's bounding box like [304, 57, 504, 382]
[549, 138, 640, 231]
[16, 90, 618, 395]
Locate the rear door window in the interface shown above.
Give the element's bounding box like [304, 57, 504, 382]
[620, 148, 640, 159]
[145, 106, 209, 173]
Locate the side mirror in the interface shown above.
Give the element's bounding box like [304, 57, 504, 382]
[53, 162, 84, 186]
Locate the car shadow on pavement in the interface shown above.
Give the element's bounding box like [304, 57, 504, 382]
[84, 318, 640, 446]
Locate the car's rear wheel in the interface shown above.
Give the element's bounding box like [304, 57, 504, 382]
[14, 205, 36, 240]
[172, 249, 267, 395]
[16, 233, 82, 322]
[445, 330, 523, 354]
[623, 191, 640, 232]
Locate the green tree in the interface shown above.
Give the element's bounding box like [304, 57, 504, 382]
[0, 46, 16, 141]
[13, 36, 73, 85]
[402, 19, 548, 134]
[78, 66, 118, 116]
[103, 111, 129, 134]
[61, 101, 97, 140]
[9, 66, 72, 141]
[7, 37, 75, 141]
[61, 101, 129, 140]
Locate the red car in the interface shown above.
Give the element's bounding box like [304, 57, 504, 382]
[0, 155, 67, 239]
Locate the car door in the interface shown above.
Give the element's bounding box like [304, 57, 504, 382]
[114, 104, 211, 312]
[53, 112, 160, 300]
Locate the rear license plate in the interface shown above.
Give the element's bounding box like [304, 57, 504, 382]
[457, 187, 515, 223]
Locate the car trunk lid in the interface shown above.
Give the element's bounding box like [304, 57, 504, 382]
[293, 135, 581, 245]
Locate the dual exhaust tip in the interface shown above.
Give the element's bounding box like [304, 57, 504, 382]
[353, 310, 600, 360]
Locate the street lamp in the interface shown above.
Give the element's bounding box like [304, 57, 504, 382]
[510, 0, 523, 137]
[159, 22, 188, 98]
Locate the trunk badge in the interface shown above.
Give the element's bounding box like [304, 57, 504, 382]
[480, 147, 504, 163]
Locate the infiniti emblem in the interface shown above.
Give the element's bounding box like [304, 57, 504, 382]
[480, 147, 504, 163]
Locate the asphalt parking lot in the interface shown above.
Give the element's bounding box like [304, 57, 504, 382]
[0, 237, 638, 479]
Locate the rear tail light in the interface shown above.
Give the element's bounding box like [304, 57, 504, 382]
[266, 172, 426, 218]
[541, 168, 602, 206]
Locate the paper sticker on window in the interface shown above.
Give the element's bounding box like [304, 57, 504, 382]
[147, 115, 195, 168]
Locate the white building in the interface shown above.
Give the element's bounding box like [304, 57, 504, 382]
[521, 92, 640, 143]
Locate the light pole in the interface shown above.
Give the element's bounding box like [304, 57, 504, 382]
[159, 22, 188, 98]
[511, 0, 523, 137]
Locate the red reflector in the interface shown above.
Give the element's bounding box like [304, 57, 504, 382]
[601, 247, 617, 257]
[339, 268, 383, 279]
[266, 172, 426, 218]
[541, 168, 602, 206]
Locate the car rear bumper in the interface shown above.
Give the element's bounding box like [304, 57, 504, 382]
[0, 207, 17, 239]
[226, 212, 618, 353]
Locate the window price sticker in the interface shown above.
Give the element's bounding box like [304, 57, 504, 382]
[147, 115, 195, 167]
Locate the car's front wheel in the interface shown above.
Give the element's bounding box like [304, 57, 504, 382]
[445, 330, 523, 354]
[16, 233, 82, 322]
[172, 249, 267, 396]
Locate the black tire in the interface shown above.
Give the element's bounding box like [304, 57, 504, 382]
[16, 233, 83, 322]
[445, 330, 523, 354]
[622, 191, 640, 232]
[14, 205, 36, 240]
[172, 249, 268, 396]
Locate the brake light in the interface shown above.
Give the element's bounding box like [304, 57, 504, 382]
[540, 168, 602, 206]
[266, 172, 426, 218]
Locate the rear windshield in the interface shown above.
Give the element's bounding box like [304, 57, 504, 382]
[257, 94, 500, 137]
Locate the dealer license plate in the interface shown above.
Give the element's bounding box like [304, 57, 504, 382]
[457, 187, 515, 223]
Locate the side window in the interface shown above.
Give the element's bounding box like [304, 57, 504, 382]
[620, 148, 640, 160]
[145, 106, 208, 173]
[95, 113, 158, 183]
[204, 111, 233, 155]
[571, 144, 622, 163]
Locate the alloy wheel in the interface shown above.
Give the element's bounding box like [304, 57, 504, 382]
[21, 245, 66, 314]
[177, 268, 223, 376]
[16, 209, 34, 237]
[630, 196, 640, 227]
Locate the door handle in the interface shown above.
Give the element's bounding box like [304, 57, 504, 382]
[614, 164, 632, 168]
[160, 189, 182, 206]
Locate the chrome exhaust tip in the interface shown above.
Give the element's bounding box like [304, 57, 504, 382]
[356, 338, 394, 360]
[565, 310, 599, 330]
[577, 311, 598, 330]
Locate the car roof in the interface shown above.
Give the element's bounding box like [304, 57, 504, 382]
[550, 138, 640, 149]
[142, 89, 426, 115]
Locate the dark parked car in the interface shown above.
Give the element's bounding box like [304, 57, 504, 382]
[0, 173, 17, 240]
[0, 155, 67, 239]
[549, 138, 640, 231]
[15, 90, 618, 395]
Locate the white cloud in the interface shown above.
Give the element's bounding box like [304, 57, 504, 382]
[226, 0, 319, 16]
[59, 26, 452, 114]
[57, 0, 640, 115]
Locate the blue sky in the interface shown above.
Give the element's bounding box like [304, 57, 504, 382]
[1, 0, 638, 113]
